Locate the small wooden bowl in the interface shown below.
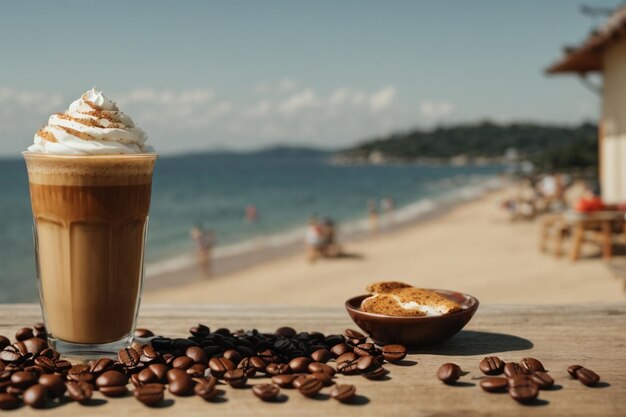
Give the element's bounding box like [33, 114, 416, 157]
[345, 290, 479, 347]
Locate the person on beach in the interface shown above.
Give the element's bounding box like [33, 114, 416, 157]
[190, 224, 215, 278]
[321, 218, 342, 257]
[305, 216, 324, 263]
[368, 199, 379, 232]
[245, 205, 259, 223]
[381, 196, 395, 227]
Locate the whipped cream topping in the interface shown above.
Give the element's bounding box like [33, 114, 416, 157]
[28, 88, 154, 155]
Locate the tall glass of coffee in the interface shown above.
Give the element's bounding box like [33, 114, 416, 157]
[23, 88, 156, 356]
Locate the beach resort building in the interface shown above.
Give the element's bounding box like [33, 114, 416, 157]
[547, 5, 626, 204]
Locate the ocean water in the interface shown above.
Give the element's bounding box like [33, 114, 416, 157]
[0, 152, 503, 302]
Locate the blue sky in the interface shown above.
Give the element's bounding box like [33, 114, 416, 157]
[0, 0, 620, 155]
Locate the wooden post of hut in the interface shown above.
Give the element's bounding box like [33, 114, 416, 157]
[546, 6, 626, 204]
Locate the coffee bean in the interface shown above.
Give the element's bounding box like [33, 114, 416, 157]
[11, 371, 37, 389]
[0, 347, 21, 363]
[66, 381, 93, 403]
[131, 341, 145, 352]
[23, 384, 47, 409]
[224, 369, 248, 388]
[89, 358, 114, 376]
[38, 374, 66, 398]
[237, 358, 257, 377]
[344, 329, 366, 343]
[100, 385, 128, 397]
[138, 368, 158, 384]
[272, 374, 299, 388]
[307, 362, 336, 376]
[169, 377, 194, 396]
[194, 378, 218, 400]
[567, 364, 583, 378]
[130, 374, 142, 388]
[381, 344, 406, 362]
[253, 383, 280, 401]
[118, 347, 140, 368]
[186, 363, 207, 378]
[480, 377, 508, 392]
[68, 364, 94, 383]
[336, 352, 357, 365]
[363, 365, 388, 380]
[22, 338, 47, 356]
[275, 327, 297, 338]
[437, 363, 462, 384]
[310, 371, 333, 386]
[520, 357, 545, 372]
[258, 349, 279, 364]
[134, 383, 164, 406]
[479, 356, 504, 375]
[189, 324, 210, 337]
[172, 356, 194, 370]
[266, 363, 290, 376]
[0, 336, 10, 351]
[293, 375, 315, 389]
[338, 358, 360, 375]
[330, 384, 356, 403]
[6, 386, 23, 396]
[223, 349, 242, 364]
[530, 371, 555, 389]
[134, 328, 154, 338]
[298, 376, 323, 397]
[504, 362, 530, 378]
[185, 346, 208, 365]
[311, 348, 332, 363]
[354, 343, 377, 357]
[289, 357, 312, 373]
[576, 367, 600, 387]
[149, 364, 169, 383]
[0, 393, 20, 410]
[508, 375, 539, 403]
[15, 328, 34, 342]
[139, 345, 160, 364]
[53, 360, 71, 373]
[96, 370, 128, 388]
[208, 357, 234, 378]
[330, 343, 351, 358]
[356, 355, 376, 372]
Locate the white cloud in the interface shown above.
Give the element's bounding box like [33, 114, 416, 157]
[369, 86, 397, 113]
[277, 88, 318, 115]
[278, 78, 298, 92]
[419, 100, 453, 120]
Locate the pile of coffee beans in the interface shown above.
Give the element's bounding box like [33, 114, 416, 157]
[0, 324, 408, 409]
[437, 356, 602, 405]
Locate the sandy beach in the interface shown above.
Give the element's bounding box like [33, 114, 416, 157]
[143, 185, 626, 306]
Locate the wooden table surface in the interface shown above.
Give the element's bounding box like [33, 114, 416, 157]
[1, 303, 625, 417]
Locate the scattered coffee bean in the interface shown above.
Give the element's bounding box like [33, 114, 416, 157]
[194, 378, 218, 400]
[118, 347, 140, 368]
[567, 364, 583, 378]
[336, 352, 357, 365]
[480, 377, 508, 393]
[66, 381, 93, 403]
[0, 393, 20, 410]
[253, 383, 280, 401]
[168, 374, 194, 396]
[90, 358, 114, 376]
[361, 365, 388, 380]
[272, 374, 299, 388]
[344, 328, 366, 344]
[437, 363, 462, 384]
[330, 343, 351, 358]
[530, 371, 555, 389]
[311, 371, 333, 386]
[100, 385, 128, 398]
[289, 357, 312, 373]
[266, 363, 291, 376]
[96, 370, 128, 388]
[354, 343, 377, 357]
[298, 376, 323, 397]
[38, 374, 66, 398]
[23, 384, 47, 408]
[134, 328, 154, 338]
[0, 336, 10, 351]
[68, 364, 94, 383]
[308, 362, 336, 376]
[330, 384, 356, 403]
[11, 371, 37, 389]
[504, 362, 530, 378]
[149, 364, 169, 383]
[15, 328, 34, 342]
[576, 367, 600, 387]
[138, 368, 159, 384]
[479, 356, 504, 375]
[223, 349, 242, 364]
[311, 348, 332, 363]
[381, 344, 407, 362]
[508, 375, 539, 404]
[189, 324, 210, 337]
[224, 369, 248, 388]
[134, 383, 164, 406]
[275, 327, 297, 338]
[520, 357, 545, 373]
[208, 357, 234, 378]
[185, 346, 208, 365]
[139, 345, 160, 364]
[186, 363, 206, 378]
[172, 356, 194, 370]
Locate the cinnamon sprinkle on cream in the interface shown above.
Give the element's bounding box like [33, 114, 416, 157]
[55, 125, 95, 141]
[36, 129, 57, 143]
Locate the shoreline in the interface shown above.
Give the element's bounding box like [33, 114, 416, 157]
[143, 176, 507, 292]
